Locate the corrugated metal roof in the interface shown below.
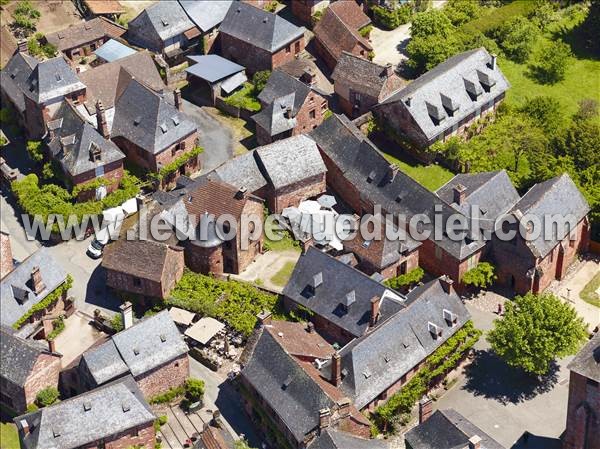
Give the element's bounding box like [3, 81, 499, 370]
[185, 54, 245, 83]
[94, 39, 136, 62]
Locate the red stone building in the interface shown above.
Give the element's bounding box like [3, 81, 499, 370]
[563, 333, 599, 449]
[313, 0, 372, 71]
[1, 328, 62, 414]
[291, 0, 330, 24]
[218, 2, 306, 74]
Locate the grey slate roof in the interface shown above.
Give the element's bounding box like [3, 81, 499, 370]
[405, 409, 506, 449]
[186, 54, 245, 83]
[283, 247, 406, 340]
[127, 0, 195, 51]
[323, 278, 470, 409]
[47, 101, 124, 177]
[378, 48, 510, 141]
[241, 328, 334, 444]
[436, 170, 520, 231]
[0, 247, 68, 327]
[255, 135, 326, 190]
[81, 310, 188, 383]
[0, 52, 38, 113]
[178, 0, 233, 32]
[567, 332, 600, 383]
[252, 95, 297, 136]
[16, 375, 155, 449]
[210, 151, 267, 193]
[510, 173, 590, 258]
[111, 78, 197, 154]
[1, 327, 59, 387]
[219, 2, 305, 53]
[24, 56, 86, 104]
[310, 429, 388, 449]
[309, 115, 485, 260]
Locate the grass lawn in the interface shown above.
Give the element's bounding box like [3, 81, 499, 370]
[381, 151, 455, 192]
[0, 422, 19, 449]
[270, 261, 296, 287]
[580, 272, 600, 308]
[224, 83, 261, 112]
[264, 219, 302, 253]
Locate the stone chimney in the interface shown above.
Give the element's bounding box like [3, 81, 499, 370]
[337, 398, 351, 418]
[419, 395, 433, 423]
[284, 106, 293, 119]
[301, 68, 316, 86]
[384, 63, 394, 78]
[174, 88, 182, 111]
[469, 435, 482, 449]
[387, 164, 399, 183]
[453, 184, 467, 205]
[95, 100, 109, 139]
[211, 410, 224, 429]
[17, 40, 28, 54]
[331, 352, 342, 387]
[19, 419, 29, 436]
[31, 266, 45, 295]
[257, 310, 272, 326]
[490, 53, 497, 70]
[235, 186, 248, 199]
[120, 301, 133, 330]
[48, 338, 56, 353]
[0, 231, 14, 279]
[307, 322, 315, 333]
[318, 408, 331, 429]
[440, 275, 454, 295]
[370, 296, 381, 328]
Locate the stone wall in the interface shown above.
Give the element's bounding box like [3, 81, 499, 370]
[0, 231, 13, 279]
[266, 173, 326, 213]
[563, 370, 600, 449]
[92, 421, 156, 449]
[135, 353, 189, 398]
[72, 160, 124, 202]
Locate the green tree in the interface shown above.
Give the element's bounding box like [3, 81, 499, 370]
[529, 40, 572, 84]
[12, 0, 41, 34]
[443, 0, 481, 26]
[492, 16, 539, 63]
[184, 378, 205, 402]
[111, 313, 124, 332]
[519, 96, 565, 135]
[487, 292, 588, 375]
[26, 140, 43, 163]
[252, 70, 271, 93]
[557, 113, 600, 170]
[461, 262, 496, 288]
[36, 387, 59, 407]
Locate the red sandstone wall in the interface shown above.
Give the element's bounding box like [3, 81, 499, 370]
[135, 354, 189, 398]
[563, 371, 600, 449]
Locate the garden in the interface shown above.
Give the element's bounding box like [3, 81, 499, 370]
[223, 70, 271, 113]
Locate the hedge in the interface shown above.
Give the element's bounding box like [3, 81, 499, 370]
[151, 146, 203, 182]
[384, 267, 425, 290]
[13, 275, 73, 329]
[46, 316, 65, 341]
[148, 385, 185, 405]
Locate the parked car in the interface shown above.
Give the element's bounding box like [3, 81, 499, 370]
[86, 226, 110, 259]
[86, 198, 138, 259]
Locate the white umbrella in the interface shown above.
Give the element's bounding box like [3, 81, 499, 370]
[317, 194, 337, 209]
[282, 207, 301, 221]
[298, 200, 321, 214]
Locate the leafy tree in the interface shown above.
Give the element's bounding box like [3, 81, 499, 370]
[519, 96, 565, 135]
[557, 112, 600, 170]
[461, 262, 496, 288]
[12, 1, 41, 34]
[26, 140, 43, 163]
[184, 378, 205, 402]
[529, 40, 572, 84]
[487, 292, 588, 375]
[443, 0, 481, 26]
[384, 267, 425, 290]
[492, 16, 539, 63]
[528, 1, 558, 31]
[252, 70, 271, 93]
[111, 313, 124, 332]
[36, 387, 59, 407]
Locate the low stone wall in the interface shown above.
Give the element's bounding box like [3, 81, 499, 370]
[214, 97, 254, 121]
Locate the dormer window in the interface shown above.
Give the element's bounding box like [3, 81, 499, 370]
[464, 77, 483, 100]
[367, 170, 376, 183]
[426, 101, 446, 125]
[160, 123, 168, 134]
[440, 93, 459, 116]
[133, 117, 141, 126]
[162, 19, 169, 26]
[476, 69, 496, 92]
[89, 143, 101, 162]
[428, 321, 442, 339]
[55, 73, 62, 82]
[443, 309, 458, 326]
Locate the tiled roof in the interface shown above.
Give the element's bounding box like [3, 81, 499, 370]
[328, 0, 371, 30]
[101, 239, 177, 282]
[219, 2, 305, 53]
[210, 151, 267, 193]
[0, 247, 68, 327]
[16, 376, 155, 449]
[266, 321, 335, 360]
[46, 18, 126, 52]
[0, 52, 38, 113]
[567, 333, 600, 383]
[178, 0, 233, 32]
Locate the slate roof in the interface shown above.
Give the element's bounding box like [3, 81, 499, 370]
[323, 278, 470, 408]
[16, 376, 155, 449]
[255, 135, 326, 190]
[81, 310, 188, 382]
[240, 328, 334, 444]
[405, 409, 506, 449]
[252, 95, 297, 136]
[0, 52, 38, 113]
[283, 247, 406, 340]
[47, 101, 124, 177]
[313, 2, 372, 62]
[510, 173, 590, 258]
[332, 52, 404, 100]
[210, 151, 267, 193]
[127, 1, 196, 51]
[219, 2, 306, 53]
[436, 170, 520, 230]
[46, 17, 126, 52]
[567, 332, 600, 383]
[178, 0, 233, 32]
[0, 247, 68, 327]
[186, 54, 245, 83]
[309, 115, 485, 260]
[111, 78, 197, 154]
[1, 327, 59, 387]
[310, 429, 388, 449]
[378, 48, 510, 141]
[102, 239, 177, 282]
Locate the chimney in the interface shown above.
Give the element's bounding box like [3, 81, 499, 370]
[490, 53, 497, 70]
[284, 106, 292, 119]
[453, 184, 467, 205]
[257, 310, 272, 326]
[387, 164, 399, 183]
[384, 63, 394, 77]
[235, 186, 248, 199]
[307, 322, 315, 333]
[331, 352, 342, 387]
[469, 435, 482, 449]
[19, 419, 29, 436]
[17, 40, 28, 54]
[31, 266, 45, 295]
[440, 275, 454, 295]
[318, 408, 331, 429]
[337, 398, 351, 418]
[174, 88, 182, 111]
[211, 410, 224, 429]
[405, 96, 412, 107]
[370, 296, 381, 327]
[95, 100, 109, 139]
[418, 395, 433, 423]
[120, 301, 133, 330]
[301, 68, 316, 86]
[48, 338, 56, 353]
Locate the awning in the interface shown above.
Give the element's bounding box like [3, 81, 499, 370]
[185, 317, 225, 345]
[221, 71, 248, 94]
[169, 307, 195, 327]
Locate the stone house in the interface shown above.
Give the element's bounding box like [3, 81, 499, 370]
[563, 333, 599, 449]
[79, 310, 189, 397]
[332, 52, 404, 118]
[45, 17, 126, 61]
[15, 375, 156, 449]
[282, 247, 406, 346]
[0, 247, 70, 330]
[252, 70, 328, 145]
[218, 2, 306, 74]
[492, 174, 590, 295]
[373, 48, 509, 158]
[178, 0, 234, 54]
[102, 239, 185, 300]
[127, 1, 201, 64]
[46, 100, 125, 200]
[291, 0, 331, 24]
[1, 327, 62, 414]
[313, 0, 373, 71]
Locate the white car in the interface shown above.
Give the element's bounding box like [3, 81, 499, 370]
[86, 226, 110, 259]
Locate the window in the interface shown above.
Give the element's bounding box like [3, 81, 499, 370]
[309, 110, 316, 119]
[467, 255, 477, 270]
[295, 41, 300, 53]
[550, 249, 554, 263]
[321, 102, 327, 110]
[94, 166, 104, 177]
[286, 44, 291, 53]
[133, 277, 141, 287]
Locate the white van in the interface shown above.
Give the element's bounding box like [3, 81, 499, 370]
[86, 226, 111, 259]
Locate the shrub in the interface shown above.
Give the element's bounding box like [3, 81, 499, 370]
[265, 1, 278, 13]
[252, 70, 271, 93]
[443, 0, 481, 26]
[184, 378, 205, 402]
[153, 415, 167, 432]
[110, 313, 124, 332]
[149, 386, 185, 405]
[36, 387, 59, 407]
[47, 316, 65, 341]
[151, 146, 203, 182]
[371, 4, 412, 29]
[529, 40, 572, 84]
[359, 24, 373, 38]
[26, 140, 44, 163]
[384, 267, 425, 290]
[491, 16, 540, 63]
[26, 403, 39, 413]
[461, 262, 496, 289]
